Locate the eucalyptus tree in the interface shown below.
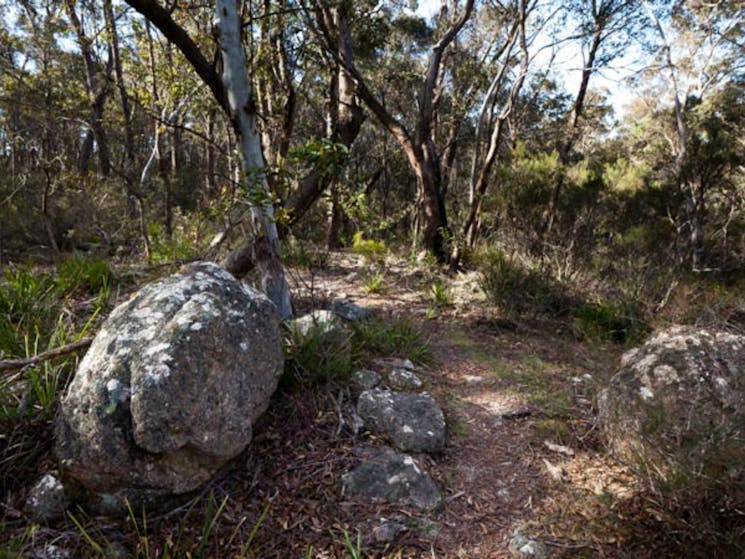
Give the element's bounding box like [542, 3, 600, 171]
[62, 0, 113, 177]
[283, 0, 365, 230]
[124, 0, 292, 319]
[638, 0, 744, 270]
[453, 0, 533, 265]
[540, 0, 641, 237]
[308, 0, 476, 261]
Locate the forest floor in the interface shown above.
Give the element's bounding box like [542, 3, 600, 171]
[243, 252, 692, 559]
[3, 251, 737, 558]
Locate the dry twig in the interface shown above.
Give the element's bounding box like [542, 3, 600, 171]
[0, 337, 92, 374]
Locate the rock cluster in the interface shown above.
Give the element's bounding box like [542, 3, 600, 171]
[343, 358, 446, 515]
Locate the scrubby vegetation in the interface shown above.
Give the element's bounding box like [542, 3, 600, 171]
[1, 0, 743, 556]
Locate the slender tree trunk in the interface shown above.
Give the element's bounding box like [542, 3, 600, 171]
[451, 1, 528, 268]
[64, 0, 112, 177]
[327, 185, 343, 249]
[542, 24, 603, 237]
[215, 0, 292, 319]
[645, 0, 705, 270]
[284, 2, 364, 228]
[206, 109, 217, 195]
[103, 0, 134, 168]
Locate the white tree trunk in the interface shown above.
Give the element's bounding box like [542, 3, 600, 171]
[214, 0, 292, 319]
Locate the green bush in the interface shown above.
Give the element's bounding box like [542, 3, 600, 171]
[0, 267, 59, 357]
[477, 247, 574, 316]
[572, 298, 649, 345]
[55, 253, 117, 295]
[363, 272, 387, 294]
[284, 239, 330, 270]
[148, 223, 196, 264]
[351, 232, 386, 263]
[350, 318, 430, 365]
[282, 313, 353, 388]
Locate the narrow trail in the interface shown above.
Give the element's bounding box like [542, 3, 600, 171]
[283, 253, 636, 558]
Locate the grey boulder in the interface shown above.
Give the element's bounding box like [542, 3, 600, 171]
[357, 389, 445, 453]
[509, 533, 549, 558]
[598, 325, 745, 497]
[56, 262, 284, 502]
[351, 369, 382, 391]
[342, 449, 442, 511]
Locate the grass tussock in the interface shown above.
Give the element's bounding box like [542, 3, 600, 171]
[0, 254, 123, 498]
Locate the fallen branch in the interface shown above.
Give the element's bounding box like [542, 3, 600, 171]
[0, 338, 93, 374]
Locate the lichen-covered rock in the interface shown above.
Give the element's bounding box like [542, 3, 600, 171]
[387, 368, 423, 390]
[509, 533, 549, 559]
[598, 325, 745, 497]
[342, 449, 442, 511]
[351, 369, 381, 391]
[25, 473, 69, 521]
[357, 389, 445, 453]
[330, 300, 369, 322]
[368, 516, 408, 543]
[56, 262, 283, 503]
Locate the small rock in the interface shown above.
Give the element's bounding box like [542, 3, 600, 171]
[342, 450, 442, 511]
[542, 458, 567, 482]
[543, 441, 574, 457]
[351, 369, 382, 391]
[292, 309, 343, 337]
[391, 358, 416, 371]
[330, 300, 369, 322]
[370, 517, 408, 543]
[358, 389, 446, 453]
[25, 473, 69, 521]
[30, 544, 72, 559]
[509, 533, 549, 559]
[103, 542, 129, 559]
[387, 368, 423, 390]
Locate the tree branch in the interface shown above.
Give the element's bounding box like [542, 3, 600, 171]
[123, 0, 229, 114]
[0, 338, 93, 374]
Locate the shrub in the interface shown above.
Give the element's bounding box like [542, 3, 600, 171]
[55, 253, 117, 295]
[351, 232, 386, 263]
[363, 272, 387, 294]
[350, 318, 430, 365]
[477, 247, 574, 316]
[147, 223, 196, 264]
[572, 298, 649, 345]
[284, 239, 330, 270]
[283, 311, 353, 388]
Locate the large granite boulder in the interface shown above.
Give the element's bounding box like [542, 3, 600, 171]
[357, 389, 446, 453]
[598, 326, 745, 497]
[56, 262, 283, 505]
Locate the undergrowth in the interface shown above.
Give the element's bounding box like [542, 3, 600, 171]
[0, 254, 122, 498]
[282, 316, 431, 390]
